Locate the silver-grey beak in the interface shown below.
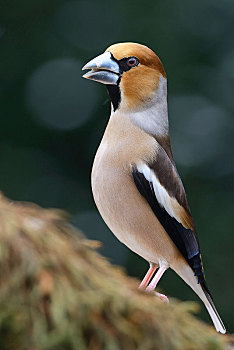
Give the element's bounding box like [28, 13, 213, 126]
[82, 52, 120, 85]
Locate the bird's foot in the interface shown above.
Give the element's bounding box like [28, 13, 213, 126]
[154, 292, 169, 303]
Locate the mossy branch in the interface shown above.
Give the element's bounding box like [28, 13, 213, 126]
[0, 193, 231, 350]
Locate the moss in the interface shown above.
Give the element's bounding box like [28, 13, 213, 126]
[0, 193, 230, 350]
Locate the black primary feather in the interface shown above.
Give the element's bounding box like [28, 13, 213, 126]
[131, 168, 206, 285]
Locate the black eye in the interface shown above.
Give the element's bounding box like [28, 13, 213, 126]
[126, 57, 139, 67]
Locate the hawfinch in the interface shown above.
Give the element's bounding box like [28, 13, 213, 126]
[82, 42, 226, 334]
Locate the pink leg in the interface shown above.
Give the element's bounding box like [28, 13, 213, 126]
[139, 263, 158, 289]
[146, 265, 168, 302]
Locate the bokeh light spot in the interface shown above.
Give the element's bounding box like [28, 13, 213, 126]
[26, 58, 98, 130]
[169, 95, 232, 174]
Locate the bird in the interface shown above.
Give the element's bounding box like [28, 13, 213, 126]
[82, 42, 226, 334]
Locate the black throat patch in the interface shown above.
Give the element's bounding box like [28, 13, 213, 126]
[106, 85, 121, 112]
[106, 54, 139, 111]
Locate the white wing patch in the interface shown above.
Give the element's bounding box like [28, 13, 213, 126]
[137, 162, 183, 224]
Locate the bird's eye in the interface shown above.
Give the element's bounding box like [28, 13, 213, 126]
[127, 57, 139, 67]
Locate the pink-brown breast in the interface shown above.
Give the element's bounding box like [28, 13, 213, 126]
[91, 112, 181, 265]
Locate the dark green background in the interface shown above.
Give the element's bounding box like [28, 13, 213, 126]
[0, 0, 233, 332]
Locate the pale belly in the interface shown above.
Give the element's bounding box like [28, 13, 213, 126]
[91, 142, 180, 266]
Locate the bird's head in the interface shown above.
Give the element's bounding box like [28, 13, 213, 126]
[82, 42, 167, 112]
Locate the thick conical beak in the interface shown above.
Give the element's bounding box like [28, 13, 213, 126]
[82, 52, 120, 85]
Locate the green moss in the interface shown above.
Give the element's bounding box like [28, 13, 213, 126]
[0, 193, 230, 350]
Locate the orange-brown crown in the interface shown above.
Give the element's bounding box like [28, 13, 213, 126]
[106, 42, 166, 78]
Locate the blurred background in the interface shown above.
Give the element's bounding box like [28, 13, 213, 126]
[0, 0, 233, 332]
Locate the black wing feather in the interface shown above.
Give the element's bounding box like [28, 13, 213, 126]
[132, 168, 205, 284]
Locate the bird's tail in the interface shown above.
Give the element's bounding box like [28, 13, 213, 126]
[201, 282, 226, 334]
[172, 261, 226, 334]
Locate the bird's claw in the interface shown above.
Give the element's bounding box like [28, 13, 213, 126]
[154, 291, 169, 303]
